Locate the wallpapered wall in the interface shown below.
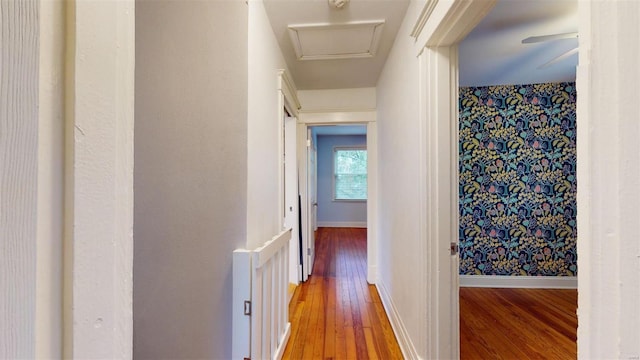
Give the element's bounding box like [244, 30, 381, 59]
[459, 82, 577, 276]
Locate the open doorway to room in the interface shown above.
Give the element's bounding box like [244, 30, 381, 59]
[298, 124, 368, 280]
[456, 1, 578, 358]
[283, 123, 400, 358]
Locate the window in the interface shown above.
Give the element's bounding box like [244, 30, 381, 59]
[333, 147, 367, 201]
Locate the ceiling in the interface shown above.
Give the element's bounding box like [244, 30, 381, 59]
[459, 0, 578, 87]
[264, 0, 409, 90]
[264, 0, 577, 92]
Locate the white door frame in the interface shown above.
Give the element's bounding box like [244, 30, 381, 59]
[410, 1, 496, 358]
[298, 112, 378, 284]
[306, 128, 317, 277]
[277, 70, 302, 286]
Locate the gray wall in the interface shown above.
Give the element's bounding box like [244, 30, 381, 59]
[134, 1, 248, 358]
[316, 135, 367, 226]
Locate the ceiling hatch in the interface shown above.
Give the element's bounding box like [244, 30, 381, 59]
[288, 20, 385, 61]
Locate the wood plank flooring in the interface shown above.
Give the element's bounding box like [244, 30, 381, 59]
[460, 287, 578, 359]
[283, 227, 577, 359]
[283, 227, 403, 360]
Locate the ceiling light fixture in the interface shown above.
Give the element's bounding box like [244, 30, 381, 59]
[328, 0, 349, 10]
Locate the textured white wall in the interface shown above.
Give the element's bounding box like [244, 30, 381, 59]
[376, 0, 426, 357]
[0, 1, 39, 357]
[577, 1, 640, 358]
[246, 0, 291, 249]
[134, 1, 248, 358]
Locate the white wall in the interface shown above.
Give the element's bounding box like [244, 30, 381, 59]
[375, 0, 425, 357]
[577, 1, 640, 358]
[134, 1, 248, 358]
[246, 0, 291, 249]
[1, 1, 39, 357]
[298, 87, 376, 112]
[316, 135, 367, 227]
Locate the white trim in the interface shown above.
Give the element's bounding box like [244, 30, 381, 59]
[410, 0, 438, 39]
[411, 1, 499, 358]
[576, 3, 640, 357]
[64, 1, 135, 358]
[298, 117, 378, 285]
[273, 323, 291, 360]
[277, 69, 300, 115]
[37, 1, 65, 357]
[317, 221, 367, 228]
[412, 0, 496, 55]
[376, 281, 423, 360]
[298, 111, 376, 124]
[277, 69, 299, 288]
[253, 229, 292, 268]
[460, 275, 578, 289]
[365, 121, 378, 284]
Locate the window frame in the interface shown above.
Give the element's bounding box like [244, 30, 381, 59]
[332, 146, 367, 202]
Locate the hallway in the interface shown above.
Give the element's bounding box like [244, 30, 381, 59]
[283, 228, 402, 359]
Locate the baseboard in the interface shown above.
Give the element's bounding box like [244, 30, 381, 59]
[459, 275, 578, 289]
[376, 280, 422, 360]
[317, 221, 367, 228]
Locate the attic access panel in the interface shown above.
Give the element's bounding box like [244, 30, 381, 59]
[288, 20, 385, 61]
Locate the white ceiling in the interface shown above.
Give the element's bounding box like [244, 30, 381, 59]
[459, 0, 578, 87]
[265, 0, 577, 93]
[264, 0, 409, 90]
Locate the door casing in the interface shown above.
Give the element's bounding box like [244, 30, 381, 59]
[297, 113, 378, 284]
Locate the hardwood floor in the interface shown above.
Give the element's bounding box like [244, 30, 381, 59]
[283, 227, 403, 360]
[460, 287, 578, 359]
[283, 227, 577, 359]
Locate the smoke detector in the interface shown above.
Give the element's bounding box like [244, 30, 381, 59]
[328, 0, 349, 10]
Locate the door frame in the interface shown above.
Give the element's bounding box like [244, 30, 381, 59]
[277, 70, 302, 286]
[410, 1, 496, 358]
[298, 112, 378, 284]
[304, 128, 317, 279]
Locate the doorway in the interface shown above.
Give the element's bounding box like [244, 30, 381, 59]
[297, 121, 378, 285]
[456, 0, 579, 357]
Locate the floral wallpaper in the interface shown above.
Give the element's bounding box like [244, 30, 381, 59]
[459, 82, 577, 276]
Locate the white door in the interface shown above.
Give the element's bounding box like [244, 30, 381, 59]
[306, 128, 317, 275]
[283, 116, 300, 284]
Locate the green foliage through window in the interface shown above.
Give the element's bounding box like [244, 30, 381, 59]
[334, 148, 367, 200]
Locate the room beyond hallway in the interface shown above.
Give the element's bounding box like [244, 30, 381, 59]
[460, 287, 578, 359]
[283, 227, 402, 359]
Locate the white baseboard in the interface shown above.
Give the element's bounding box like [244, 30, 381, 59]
[317, 221, 367, 228]
[376, 280, 421, 360]
[459, 275, 578, 289]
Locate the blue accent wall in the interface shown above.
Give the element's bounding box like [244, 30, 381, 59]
[316, 135, 367, 225]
